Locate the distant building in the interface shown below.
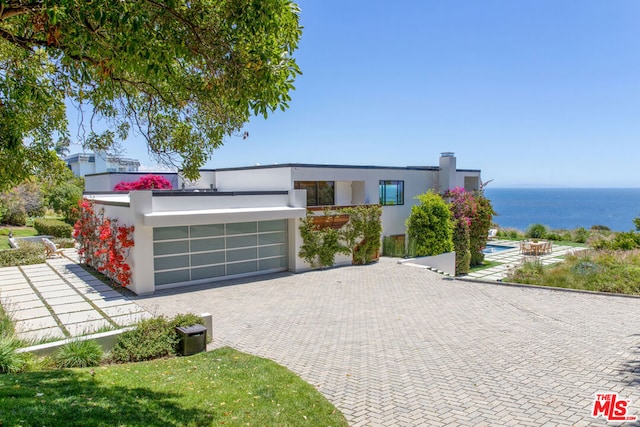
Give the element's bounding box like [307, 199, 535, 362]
[65, 151, 140, 177]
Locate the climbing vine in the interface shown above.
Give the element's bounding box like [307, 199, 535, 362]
[340, 205, 383, 265]
[73, 200, 135, 287]
[298, 205, 382, 268]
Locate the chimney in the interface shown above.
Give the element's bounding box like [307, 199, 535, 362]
[439, 152, 456, 193]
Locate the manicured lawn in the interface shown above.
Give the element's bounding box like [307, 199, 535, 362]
[469, 260, 501, 273]
[0, 226, 38, 250]
[0, 347, 348, 427]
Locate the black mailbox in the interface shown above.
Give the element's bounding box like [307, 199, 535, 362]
[175, 324, 207, 356]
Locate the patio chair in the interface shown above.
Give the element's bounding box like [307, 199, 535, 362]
[488, 229, 498, 240]
[42, 238, 64, 258]
[520, 241, 533, 255]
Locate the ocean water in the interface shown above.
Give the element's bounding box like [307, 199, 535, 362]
[484, 188, 640, 232]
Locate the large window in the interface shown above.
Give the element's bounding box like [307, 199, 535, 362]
[379, 180, 404, 205]
[294, 181, 335, 206]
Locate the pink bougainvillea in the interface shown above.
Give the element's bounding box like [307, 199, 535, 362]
[73, 199, 135, 287]
[114, 174, 172, 191]
[445, 187, 495, 269]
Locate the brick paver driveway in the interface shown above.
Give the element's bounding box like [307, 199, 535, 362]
[134, 258, 640, 426]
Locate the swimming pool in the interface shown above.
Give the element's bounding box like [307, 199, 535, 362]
[482, 244, 515, 254]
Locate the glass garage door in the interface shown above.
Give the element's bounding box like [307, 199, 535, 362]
[153, 220, 287, 286]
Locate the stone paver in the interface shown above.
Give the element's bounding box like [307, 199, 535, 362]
[135, 258, 640, 426]
[0, 249, 153, 342]
[466, 239, 587, 281]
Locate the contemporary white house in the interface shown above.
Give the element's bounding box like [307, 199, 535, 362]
[65, 151, 141, 177]
[84, 153, 481, 294]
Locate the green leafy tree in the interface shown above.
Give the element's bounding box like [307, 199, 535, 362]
[0, 0, 302, 189]
[48, 181, 83, 223]
[406, 191, 454, 257]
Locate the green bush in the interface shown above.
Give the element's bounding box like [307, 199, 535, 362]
[406, 191, 454, 257]
[0, 241, 45, 267]
[0, 336, 26, 374]
[109, 313, 205, 363]
[591, 225, 611, 231]
[453, 218, 471, 275]
[48, 182, 83, 223]
[0, 194, 27, 226]
[52, 237, 76, 248]
[525, 223, 547, 239]
[382, 235, 406, 257]
[33, 218, 73, 238]
[169, 313, 204, 330]
[53, 339, 103, 368]
[109, 317, 178, 363]
[573, 227, 589, 244]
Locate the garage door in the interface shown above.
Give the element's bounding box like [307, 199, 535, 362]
[153, 219, 288, 287]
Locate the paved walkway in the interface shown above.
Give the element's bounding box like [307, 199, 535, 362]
[466, 239, 587, 281]
[133, 258, 640, 426]
[0, 249, 153, 343]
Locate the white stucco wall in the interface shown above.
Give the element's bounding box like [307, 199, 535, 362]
[215, 167, 292, 191]
[85, 173, 179, 192]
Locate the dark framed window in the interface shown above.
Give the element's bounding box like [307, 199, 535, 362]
[294, 181, 335, 206]
[379, 180, 404, 205]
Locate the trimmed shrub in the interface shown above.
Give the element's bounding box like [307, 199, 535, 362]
[170, 313, 204, 330]
[406, 191, 454, 257]
[33, 218, 73, 238]
[109, 316, 178, 363]
[109, 313, 203, 363]
[53, 339, 103, 368]
[0, 241, 45, 267]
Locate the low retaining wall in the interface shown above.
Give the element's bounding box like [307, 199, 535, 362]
[398, 251, 456, 276]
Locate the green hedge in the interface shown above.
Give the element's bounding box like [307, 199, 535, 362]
[0, 241, 46, 267]
[33, 218, 73, 238]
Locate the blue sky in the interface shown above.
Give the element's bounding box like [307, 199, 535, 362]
[110, 0, 640, 188]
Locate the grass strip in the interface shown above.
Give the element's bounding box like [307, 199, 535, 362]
[0, 347, 348, 426]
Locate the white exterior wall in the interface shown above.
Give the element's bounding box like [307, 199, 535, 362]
[90, 190, 306, 294]
[85, 173, 179, 192]
[215, 167, 292, 191]
[335, 181, 353, 205]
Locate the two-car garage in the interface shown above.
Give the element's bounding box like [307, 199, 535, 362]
[153, 219, 289, 288]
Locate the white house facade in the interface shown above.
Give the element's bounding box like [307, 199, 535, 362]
[65, 151, 141, 177]
[84, 153, 481, 294]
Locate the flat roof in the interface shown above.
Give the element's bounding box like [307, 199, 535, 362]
[198, 163, 480, 173]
